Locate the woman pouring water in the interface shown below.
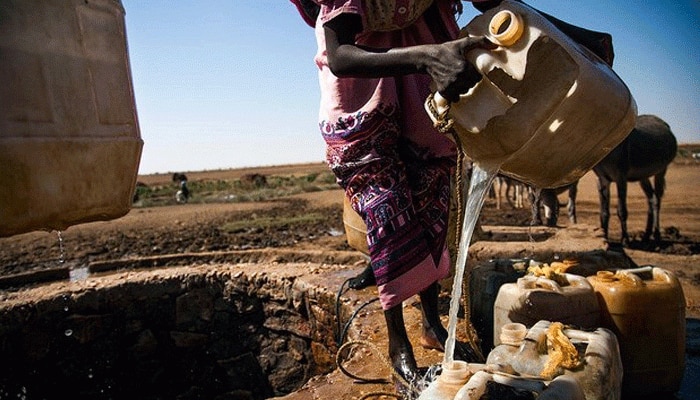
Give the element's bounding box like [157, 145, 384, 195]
[291, 0, 499, 384]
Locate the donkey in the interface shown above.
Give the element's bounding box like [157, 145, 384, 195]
[528, 181, 579, 227]
[493, 174, 526, 210]
[593, 114, 677, 245]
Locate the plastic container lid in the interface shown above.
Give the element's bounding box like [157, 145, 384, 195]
[488, 9, 524, 46]
[439, 360, 470, 385]
[500, 322, 527, 346]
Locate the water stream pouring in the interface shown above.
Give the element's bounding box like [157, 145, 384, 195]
[0, 0, 143, 237]
[443, 163, 499, 367]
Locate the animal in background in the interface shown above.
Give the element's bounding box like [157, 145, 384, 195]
[592, 114, 677, 246]
[492, 174, 526, 210]
[528, 182, 579, 227]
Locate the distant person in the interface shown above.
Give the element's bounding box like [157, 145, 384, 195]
[291, 0, 499, 384]
[173, 173, 190, 204]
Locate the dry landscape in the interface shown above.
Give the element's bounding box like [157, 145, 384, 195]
[1, 146, 698, 399]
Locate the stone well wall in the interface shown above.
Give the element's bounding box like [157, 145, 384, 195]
[0, 263, 345, 399]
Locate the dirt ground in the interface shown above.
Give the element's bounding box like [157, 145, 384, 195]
[1, 160, 699, 314]
[1, 159, 699, 398]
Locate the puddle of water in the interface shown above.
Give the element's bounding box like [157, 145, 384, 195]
[69, 266, 90, 282]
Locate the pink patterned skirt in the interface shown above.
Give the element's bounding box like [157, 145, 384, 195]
[322, 101, 454, 310]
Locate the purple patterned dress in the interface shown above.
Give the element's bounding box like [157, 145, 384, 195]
[311, 0, 460, 309]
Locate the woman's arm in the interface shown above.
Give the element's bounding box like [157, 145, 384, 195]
[323, 13, 493, 101]
[323, 14, 419, 77]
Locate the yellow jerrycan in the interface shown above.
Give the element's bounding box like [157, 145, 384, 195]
[587, 267, 686, 397]
[426, 0, 637, 188]
[0, 0, 143, 237]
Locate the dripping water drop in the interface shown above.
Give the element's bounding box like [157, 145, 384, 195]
[57, 230, 65, 265]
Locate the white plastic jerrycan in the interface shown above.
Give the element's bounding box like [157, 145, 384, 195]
[417, 360, 471, 400]
[454, 370, 585, 400]
[425, 0, 636, 188]
[0, 0, 143, 237]
[493, 272, 601, 347]
[487, 320, 623, 400]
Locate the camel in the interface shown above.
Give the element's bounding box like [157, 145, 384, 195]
[593, 114, 677, 245]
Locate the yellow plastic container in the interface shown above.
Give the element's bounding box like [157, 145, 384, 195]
[493, 273, 600, 347]
[587, 267, 686, 396]
[0, 0, 143, 237]
[425, 0, 636, 188]
[342, 195, 369, 255]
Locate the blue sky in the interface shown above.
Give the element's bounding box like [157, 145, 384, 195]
[121, 1, 700, 175]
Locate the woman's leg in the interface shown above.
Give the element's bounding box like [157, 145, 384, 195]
[384, 303, 419, 381]
[418, 281, 447, 350]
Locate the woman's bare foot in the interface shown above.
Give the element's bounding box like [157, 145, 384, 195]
[385, 306, 419, 385]
[420, 325, 481, 362]
[420, 328, 445, 351]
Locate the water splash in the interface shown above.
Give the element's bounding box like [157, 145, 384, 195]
[443, 162, 500, 367]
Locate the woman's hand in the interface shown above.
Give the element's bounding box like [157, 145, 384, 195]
[324, 13, 495, 102]
[422, 36, 495, 102]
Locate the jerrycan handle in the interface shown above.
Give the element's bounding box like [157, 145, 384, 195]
[517, 275, 564, 293]
[650, 266, 680, 285]
[565, 273, 594, 289]
[455, 371, 547, 400]
[429, 9, 524, 108]
[615, 266, 654, 286]
[426, 92, 455, 134]
[622, 266, 654, 275]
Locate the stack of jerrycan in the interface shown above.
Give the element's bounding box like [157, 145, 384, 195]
[587, 266, 686, 397]
[425, 0, 636, 189]
[492, 269, 601, 348]
[469, 251, 633, 356]
[485, 264, 686, 398]
[1, 0, 143, 237]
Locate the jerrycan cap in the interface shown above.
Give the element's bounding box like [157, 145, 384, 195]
[439, 360, 470, 384]
[488, 9, 524, 47]
[596, 270, 617, 282]
[500, 322, 527, 346]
